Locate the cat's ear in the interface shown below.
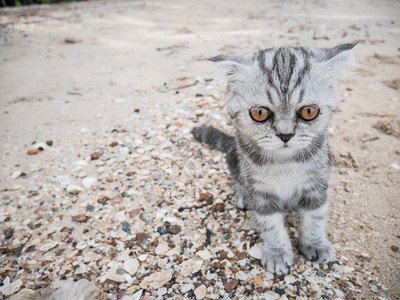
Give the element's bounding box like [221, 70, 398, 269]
[208, 55, 247, 78]
[322, 43, 357, 70]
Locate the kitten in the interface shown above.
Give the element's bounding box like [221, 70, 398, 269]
[192, 44, 355, 275]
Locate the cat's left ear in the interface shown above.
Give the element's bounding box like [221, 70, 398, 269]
[322, 43, 357, 71]
[208, 55, 247, 79]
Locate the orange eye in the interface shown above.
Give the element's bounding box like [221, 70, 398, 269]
[249, 106, 271, 122]
[298, 105, 319, 121]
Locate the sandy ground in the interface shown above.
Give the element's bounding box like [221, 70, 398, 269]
[0, 0, 399, 299]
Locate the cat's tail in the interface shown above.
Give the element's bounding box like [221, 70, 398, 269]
[192, 125, 235, 153]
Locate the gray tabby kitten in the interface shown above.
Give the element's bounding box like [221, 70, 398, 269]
[192, 44, 355, 275]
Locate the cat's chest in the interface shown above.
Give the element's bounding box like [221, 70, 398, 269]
[249, 162, 311, 200]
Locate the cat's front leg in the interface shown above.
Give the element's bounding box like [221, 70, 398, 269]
[254, 212, 293, 275]
[299, 203, 335, 264]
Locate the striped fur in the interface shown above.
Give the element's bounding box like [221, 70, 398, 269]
[193, 44, 355, 275]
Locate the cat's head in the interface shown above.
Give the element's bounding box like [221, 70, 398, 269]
[212, 44, 355, 155]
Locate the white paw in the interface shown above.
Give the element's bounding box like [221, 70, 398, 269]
[300, 240, 335, 264]
[262, 249, 293, 275]
[235, 193, 246, 210]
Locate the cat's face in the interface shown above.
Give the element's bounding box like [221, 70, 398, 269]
[213, 44, 355, 155]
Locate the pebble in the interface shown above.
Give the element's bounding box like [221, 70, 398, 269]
[196, 249, 212, 260]
[139, 269, 173, 289]
[76, 242, 87, 250]
[224, 279, 238, 292]
[10, 171, 22, 180]
[66, 184, 83, 194]
[131, 290, 143, 300]
[274, 288, 285, 296]
[48, 279, 99, 300]
[39, 241, 58, 252]
[0, 279, 22, 296]
[194, 284, 207, 299]
[371, 285, 379, 293]
[104, 265, 126, 283]
[284, 274, 296, 284]
[124, 258, 140, 276]
[82, 177, 97, 189]
[335, 289, 345, 298]
[155, 242, 169, 255]
[181, 284, 195, 293]
[248, 243, 262, 260]
[157, 287, 167, 296]
[237, 271, 248, 281]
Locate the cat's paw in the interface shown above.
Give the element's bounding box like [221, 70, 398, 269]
[300, 241, 335, 264]
[235, 193, 247, 211]
[262, 249, 293, 275]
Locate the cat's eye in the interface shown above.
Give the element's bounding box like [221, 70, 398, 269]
[249, 106, 271, 123]
[298, 105, 319, 121]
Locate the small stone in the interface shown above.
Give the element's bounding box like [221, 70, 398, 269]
[196, 249, 212, 260]
[298, 264, 306, 273]
[157, 287, 167, 296]
[82, 177, 97, 189]
[72, 214, 89, 223]
[254, 275, 264, 287]
[64, 36, 82, 44]
[97, 196, 110, 204]
[46, 140, 53, 146]
[195, 110, 204, 117]
[49, 279, 99, 300]
[66, 184, 83, 195]
[138, 254, 147, 261]
[284, 274, 296, 284]
[342, 266, 354, 273]
[346, 291, 354, 300]
[10, 171, 22, 180]
[391, 245, 399, 252]
[122, 222, 131, 234]
[105, 265, 126, 283]
[1, 279, 22, 296]
[335, 289, 345, 298]
[39, 240, 58, 252]
[90, 152, 102, 160]
[248, 243, 262, 260]
[157, 226, 167, 235]
[237, 271, 248, 281]
[4, 228, 14, 239]
[139, 269, 173, 289]
[213, 203, 225, 212]
[131, 290, 143, 300]
[194, 284, 207, 300]
[76, 242, 87, 250]
[155, 242, 169, 255]
[181, 284, 194, 293]
[135, 232, 151, 246]
[198, 193, 213, 204]
[27, 149, 40, 155]
[86, 205, 94, 212]
[224, 279, 238, 292]
[124, 259, 139, 276]
[274, 288, 285, 296]
[371, 285, 379, 293]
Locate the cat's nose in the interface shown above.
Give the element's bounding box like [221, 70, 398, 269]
[277, 133, 294, 143]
